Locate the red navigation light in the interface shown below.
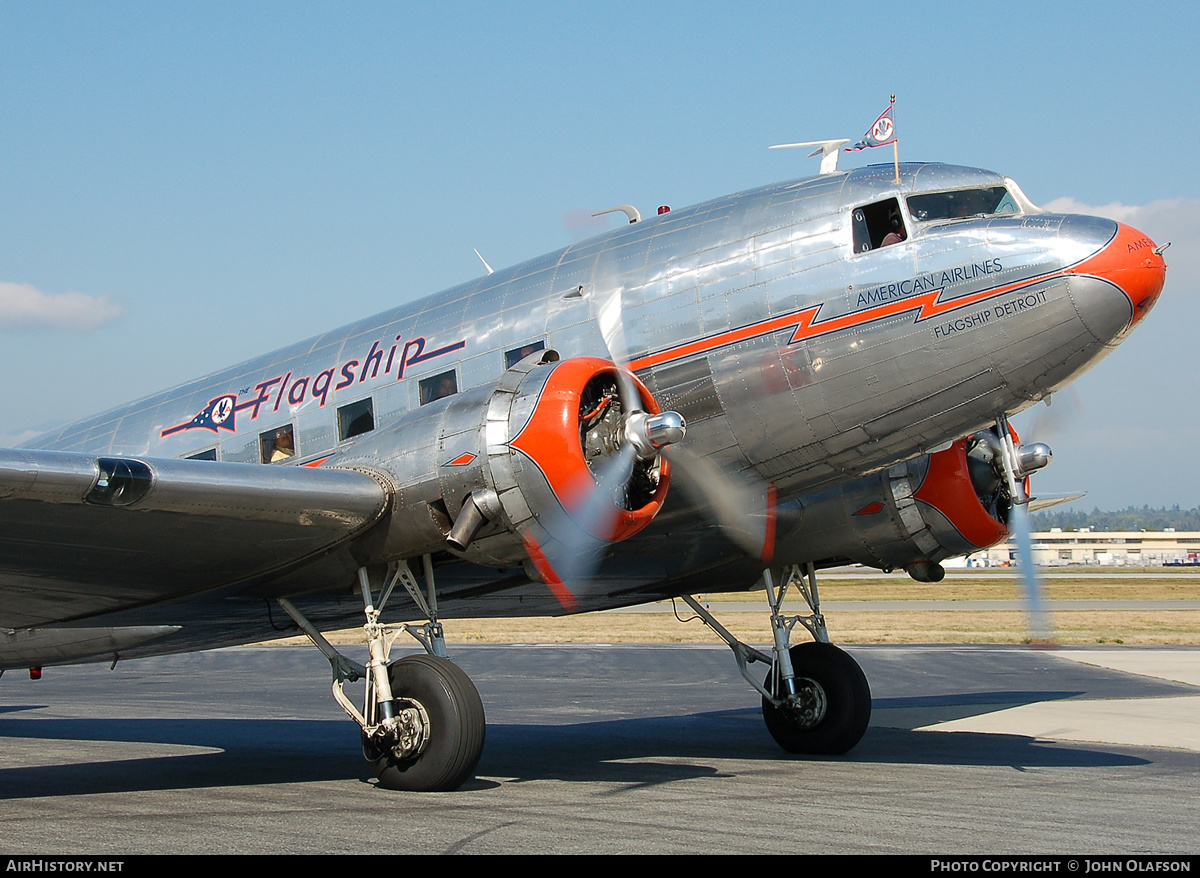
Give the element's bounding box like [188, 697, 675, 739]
[29, 666, 42, 680]
[658, 205, 670, 215]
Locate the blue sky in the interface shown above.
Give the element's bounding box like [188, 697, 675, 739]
[1, 2, 1197, 510]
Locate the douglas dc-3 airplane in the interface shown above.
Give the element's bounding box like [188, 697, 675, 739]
[0, 159, 1167, 791]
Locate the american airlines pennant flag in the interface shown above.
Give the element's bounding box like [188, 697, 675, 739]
[845, 104, 897, 151]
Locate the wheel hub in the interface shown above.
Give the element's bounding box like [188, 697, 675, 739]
[376, 698, 431, 761]
[779, 677, 827, 729]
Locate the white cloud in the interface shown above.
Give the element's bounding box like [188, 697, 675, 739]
[1042, 197, 1158, 224]
[0, 428, 42, 448]
[0, 281, 123, 331]
[1041, 197, 1200, 272]
[1042, 196, 1199, 307]
[1029, 196, 1200, 509]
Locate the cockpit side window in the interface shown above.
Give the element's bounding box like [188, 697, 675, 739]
[907, 186, 1019, 222]
[851, 197, 907, 253]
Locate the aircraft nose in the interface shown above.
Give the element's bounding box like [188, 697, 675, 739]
[1067, 221, 1167, 333]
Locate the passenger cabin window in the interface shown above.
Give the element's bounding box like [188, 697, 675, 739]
[186, 448, 218, 461]
[260, 424, 296, 463]
[419, 370, 458, 405]
[338, 397, 375, 440]
[906, 186, 1019, 222]
[851, 197, 907, 253]
[505, 340, 546, 369]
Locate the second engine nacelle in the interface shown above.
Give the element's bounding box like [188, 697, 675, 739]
[777, 429, 1043, 581]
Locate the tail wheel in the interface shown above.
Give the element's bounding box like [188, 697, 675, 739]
[369, 654, 486, 792]
[762, 642, 871, 755]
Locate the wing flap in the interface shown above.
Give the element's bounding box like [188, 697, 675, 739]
[0, 449, 391, 629]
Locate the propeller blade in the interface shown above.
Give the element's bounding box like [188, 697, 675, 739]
[613, 364, 645, 418]
[528, 443, 640, 606]
[992, 414, 1057, 648]
[596, 285, 630, 365]
[597, 287, 647, 421]
[666, 445, 777, 562]
[574, 442, 640, 541]
[1008, 501, 1055, 646]
[594, 274, 778, 562]
[1026, 386, 1084, 445]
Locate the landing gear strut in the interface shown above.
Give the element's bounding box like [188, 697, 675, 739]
[280, 558, 485, 792]
[682, 563, 871, 755]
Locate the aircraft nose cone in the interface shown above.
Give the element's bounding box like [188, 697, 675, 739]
[1068, 221, 1167, 332]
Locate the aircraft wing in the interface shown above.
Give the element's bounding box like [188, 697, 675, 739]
[0, 448, 390, 630]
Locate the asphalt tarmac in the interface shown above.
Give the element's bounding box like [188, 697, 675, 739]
[1, 644, 1198, 855]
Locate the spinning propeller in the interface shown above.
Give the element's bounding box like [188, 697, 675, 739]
[525, 276, 780, 602]
[539, 366, 684, 593]
[596, 285, 777, 553]
[969, 417, 1056, 645]
[1025, 387, 1084, 448]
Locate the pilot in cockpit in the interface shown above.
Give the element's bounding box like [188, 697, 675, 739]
[881, 210, 907, 247]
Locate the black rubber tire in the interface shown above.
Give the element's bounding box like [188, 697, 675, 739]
[369, 654, 486, 792]
[761, 642, 871, 755]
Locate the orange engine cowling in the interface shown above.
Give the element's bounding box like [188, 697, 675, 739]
[911, 435, 1013, 554]
[434, 354, 671, 595]
[775, 428, 1033, 581]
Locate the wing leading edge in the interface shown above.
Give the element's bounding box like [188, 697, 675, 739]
[0, 449, 390, 629]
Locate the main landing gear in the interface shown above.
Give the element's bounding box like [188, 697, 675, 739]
[681, 563, 871, 755]
[280, 557, 485, 792]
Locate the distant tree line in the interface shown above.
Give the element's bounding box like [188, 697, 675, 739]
[1029, 505, 1200, 532]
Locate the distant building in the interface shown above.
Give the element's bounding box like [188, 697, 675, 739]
[953, 529, 1200, 568]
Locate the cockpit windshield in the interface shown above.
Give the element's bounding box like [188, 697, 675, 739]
[906, 186, 1020, 222]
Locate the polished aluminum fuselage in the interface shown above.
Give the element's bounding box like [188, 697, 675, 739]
[35, 164, 1127, 492]
[23, 162, 1143, 634]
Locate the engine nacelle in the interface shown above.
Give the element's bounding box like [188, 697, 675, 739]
[777, 429, 1037, 580]
[327, 352, 671, 584]
[435, 354, 670, 570]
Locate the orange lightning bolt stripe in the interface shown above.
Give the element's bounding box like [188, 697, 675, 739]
[625, 262, 1096, 374]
